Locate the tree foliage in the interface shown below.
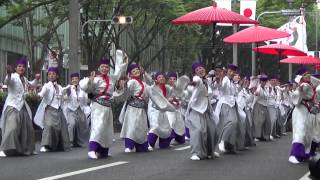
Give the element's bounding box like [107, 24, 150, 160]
[0, 0, 319, 79]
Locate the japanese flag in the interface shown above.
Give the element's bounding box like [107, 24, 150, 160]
[240, 0, 256, 26]
[216, 0, 232, 26]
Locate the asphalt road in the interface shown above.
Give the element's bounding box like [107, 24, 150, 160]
[0, 133, 311, 180]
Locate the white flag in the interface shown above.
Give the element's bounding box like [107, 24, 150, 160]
[271, 16, 308, 53]
[240, 0, 257, 26]
[216, 0, 232, 26]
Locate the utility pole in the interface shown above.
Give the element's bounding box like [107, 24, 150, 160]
[68, 0, 80, 82]
[232, 0, 238, 65]
[287, 0, 293, 81]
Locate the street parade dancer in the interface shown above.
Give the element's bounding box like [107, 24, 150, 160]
[34, 67, 70, 152]
[267, 76, 282, 140]
[166, 72, 186, 145]
[119, 64, 176, 152]
[79, 50, 128, 159]
[252, 75, 272, 141]
[186, 62, 219, 160]
[0, 58, 40, 157]
[147, 72, 176, 150]
[289, 68, 317, 164]
[236, 75, 255, 148]
[215, 64, 239, 153]
[64, 73, 91, 147]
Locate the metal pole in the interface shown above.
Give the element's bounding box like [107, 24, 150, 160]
[252, 43, 256, 75]
[232, 0, 238, 66]
[252, 11, 282, 75]
[232, 25, 238, 65]
[212, 23, 216, 68]
[69, 0, 80, 84]
[316, 8, 319, 58]
[288, 0, 293, 81]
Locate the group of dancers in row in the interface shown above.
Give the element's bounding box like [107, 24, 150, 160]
[0, 49, 319, 164]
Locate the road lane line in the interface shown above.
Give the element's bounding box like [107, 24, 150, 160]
[174, 146, 191, 151]
[38, 161, 128, 180]
[299, 172, 311, 180]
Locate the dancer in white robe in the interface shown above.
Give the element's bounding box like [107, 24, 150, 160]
[289, 68, 317, 164]
[34, 67, 70, 152]
[147, 72, 174, 149]
[236, 76, 255, 148]
[215, 64, 239, 153]
[186, 62, 219, 160]
[0, 58, 40, 157]
[266, 76, 282, 140]
[252, 75, 272, 141]
[166, 72, 186, 145]
[80, 50, 128, 159]
[279, 83, 293, 135]
[64, 73, 90, 147]
[119, 64, 175, 152]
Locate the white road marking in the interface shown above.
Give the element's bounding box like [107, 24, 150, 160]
[299, 172, 311, 180]
[38, 161, 128, 180]
[174, 146, 191, 151]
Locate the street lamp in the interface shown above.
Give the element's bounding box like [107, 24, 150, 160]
[81, 16, 133, 36]
[80, 16, 133, 75]
[112, 16, 133, 24]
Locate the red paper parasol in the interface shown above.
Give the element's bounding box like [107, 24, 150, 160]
[252, 44, 307, 56]
[171, 1, 258, 67]
[171, 2, 258, 25]
[280, 56, 320, 65]
[253, 44, 307, 78]
[223, 25, 290, 43]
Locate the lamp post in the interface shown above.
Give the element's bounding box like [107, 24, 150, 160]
[80, 17, 133, 74]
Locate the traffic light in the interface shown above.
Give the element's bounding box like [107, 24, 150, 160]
[112, 16, 133, 24]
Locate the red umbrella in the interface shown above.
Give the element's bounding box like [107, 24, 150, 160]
[171, 2, 258, 25]
[252, 44, 307, 56]
[252, 44, 307, 79]
[223, 25, 290, 75]
[171, 1, 258, 67]
[280, 56, 320, 65]
[223, 25, 290, 43]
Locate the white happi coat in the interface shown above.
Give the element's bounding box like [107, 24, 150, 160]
[254, 85, 269, 107]
[214, 76, 236, 124]
[0, 73, 38, 129]
[186, 76, 218, 122]
[64, 84, 91, 118]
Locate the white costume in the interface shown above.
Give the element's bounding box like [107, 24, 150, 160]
[289, 81, 315, 163]
[186, 75, 219, 159]
[34, 81, 70, 151]
[79, 50, 127, 158]
[215, 76, 239, 151]
[0, 73, 38, 155]
[64, 84, 90, 147]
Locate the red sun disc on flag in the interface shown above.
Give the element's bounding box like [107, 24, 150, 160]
[244, 8, 252, 18]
